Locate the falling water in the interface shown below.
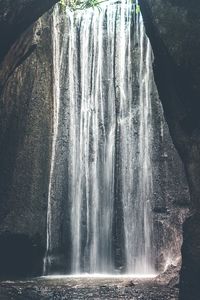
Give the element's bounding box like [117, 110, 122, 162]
[44, 0, 155, 275]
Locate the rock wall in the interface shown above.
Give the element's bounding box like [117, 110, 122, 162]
[0, 0, 59, 63]
[0, 13, 53, 278]
[139, 0, 200, 298]
[0, 0, 60, 279]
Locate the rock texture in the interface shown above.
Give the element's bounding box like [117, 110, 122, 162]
[0, 0, 59, 93]
[0, 0, 59, 62]
[0, 0, 61, 280]
[139, 0, 200, 299]
[0, 13, 53, 278]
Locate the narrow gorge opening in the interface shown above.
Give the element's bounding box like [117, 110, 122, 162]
[43, 0, 188, 277]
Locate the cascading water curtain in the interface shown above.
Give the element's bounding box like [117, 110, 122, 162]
[44, 0, 156, 275]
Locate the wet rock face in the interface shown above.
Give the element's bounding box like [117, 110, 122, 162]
[0, 13, 53, 277]
[0, 5, 60, 270]
[139, 0, 200, 298]
[0, 0, 59, 63]
[0, 0, 59, 98]
[139, 0, 200, 207]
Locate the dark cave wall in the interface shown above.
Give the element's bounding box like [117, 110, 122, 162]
[0, 0, 59, 63]
[146, 71, 189, 273]
[0, 0, 60, 280]
[139, 0, 200, 298]
[139, 0, 200, 209]
[0, 13, 53, 278]
[0, 0, 59, 95]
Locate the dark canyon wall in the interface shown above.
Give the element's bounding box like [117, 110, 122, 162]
[0, 13, 53, 278]
[0, 0, 60, 278]
[0, 0, 59, 63]
[139, 0, 200, 299]
[0, 0, 59, 95]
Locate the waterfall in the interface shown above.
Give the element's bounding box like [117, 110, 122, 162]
[44, 0, 155, 275]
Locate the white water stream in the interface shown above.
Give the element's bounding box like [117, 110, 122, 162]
[44, 0, 155, 275]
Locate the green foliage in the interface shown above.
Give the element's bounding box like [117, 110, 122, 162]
[59, 0, 105, 11]
[59, 0, 68, 8]
[59, 0, 140, 12]
[136, 3, 140, 14]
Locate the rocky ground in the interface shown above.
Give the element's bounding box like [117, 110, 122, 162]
[0, 276, 179, 300]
